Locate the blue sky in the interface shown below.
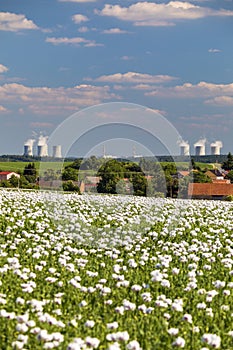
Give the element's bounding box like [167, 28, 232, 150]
[0, 0, 233, 156]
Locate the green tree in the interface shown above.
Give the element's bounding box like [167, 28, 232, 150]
[62, 181, 80, 193]
[191, 171, 212, 183]
[131, 172, 147, 196]
[222, 152, 233, 171]
[62, 167, 79, 181]
[97, 160, 125, 194]
[225, 170, 233, 183]
[23, 163, 37, 183]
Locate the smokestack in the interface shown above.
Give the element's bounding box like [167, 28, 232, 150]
[210, 141, 223, 155]
[52, 145, 62, 158]
[194, 139, 206, 156]
[24, 139, 35, 156]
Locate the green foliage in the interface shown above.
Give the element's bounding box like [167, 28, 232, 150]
[222, 152, 233, 170]
[223, 195, 233, 201]
[97, 160, 125, 194]
[191, 171, 212, 183]
[62, 167, 79, 181]
[225, 170, 233, 183]
[62, 181, 80, 193]
[23, 163, 37, 183]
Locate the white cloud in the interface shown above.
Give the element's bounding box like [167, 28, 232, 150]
[0, 83, 119, 115]
[72, 14, 89, 24]
[0, 12, 38, 31]
[46, 36, 102, 47]
[91, 72, 177, 83]
[102, 28, 129, 34]
[59, 0, 96, 2]
[145, 81, 233, 106]
[0, 64, 8, 74]
[205, 96, 233, 106]
[97, 2, 233, 27]
[208, 48, 221, 53]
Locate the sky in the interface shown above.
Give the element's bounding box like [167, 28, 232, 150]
[0, 0, 233, 157]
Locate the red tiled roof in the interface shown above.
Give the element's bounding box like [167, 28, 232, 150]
[0, 171, 13, 175]
[188, 183, 233, 196]
[178, 171, 190, 177]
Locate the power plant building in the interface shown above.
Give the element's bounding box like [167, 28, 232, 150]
[52, 145, 62, 158]
[179, 141, 190, 156]
[194, 139, 206, 156]
[210, 141, 223, 156]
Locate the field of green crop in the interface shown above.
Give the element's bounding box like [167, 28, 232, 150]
[0, 190, 232, 349]
[0, 162, 73, 174]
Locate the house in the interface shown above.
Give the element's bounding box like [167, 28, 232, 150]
[205, 169, 225, 181]
[0, 172, 20, 181]
[188, 182, 233, 200]
[176, 170, 190, 178]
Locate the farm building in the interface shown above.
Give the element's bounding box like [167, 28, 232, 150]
[188, 182, 233, 200]
[0, 172, 20, 181]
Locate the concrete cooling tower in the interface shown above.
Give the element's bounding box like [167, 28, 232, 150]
[52, 145, 62, 158]
[210, 141, 223, 155]
[194, 139, 206, 156]
[37, 135, 48, 157]
[24, 139, 35, 156]
[179, 140, 190, 156]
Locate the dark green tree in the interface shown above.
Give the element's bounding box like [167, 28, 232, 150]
[62, 167, 79, 181]
[225, 170, 233, 183]
[97, 160, 125, 194]
[222, 152, 233, 171]
[23, 163, 37, 183]
[63, 181, 80, 193]
[131, 172, 147, 196]
[191, 171, 212, 183]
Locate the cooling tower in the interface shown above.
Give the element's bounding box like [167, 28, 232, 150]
[52, 145, 62, 158]
[24, 145, 33, 156]
[37, 144, 48, 157]
[37, 135, 48, 157]
[194, 139, 206, 156]
[24, 139, 35, 156]
[210, 141, 223, 156]
[180, 143, 190, 156]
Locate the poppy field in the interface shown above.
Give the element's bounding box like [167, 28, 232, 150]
[0, 189, 232, 349]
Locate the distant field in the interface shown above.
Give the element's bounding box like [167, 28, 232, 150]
[0, 160, 215, 175]
[0, 161, 72, 174]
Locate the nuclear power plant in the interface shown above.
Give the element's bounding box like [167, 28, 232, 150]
[24, 139, 35, 156]
[23, 135, 62, 158]
[210, 141, 223, 156]
[179, 139, 223, 156]
[178, 140, 190, 156]
[52, 145, 62, 158]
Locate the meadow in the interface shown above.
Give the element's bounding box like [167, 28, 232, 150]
[0, 190, 232, 349]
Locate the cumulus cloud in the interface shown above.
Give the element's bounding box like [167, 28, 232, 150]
[145, 81, 233, 106]
[90, 72, 177, 84]
[72, 14, 89, 24]
[0, 83, 119, 115]
[0, 64, 8, 74]
[205, 96, 233, 106]
[0, 12, 38, 31]
[102, 28, 129, 34]
[46, 36, 102, 47]
[97, 1, 233, 26]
